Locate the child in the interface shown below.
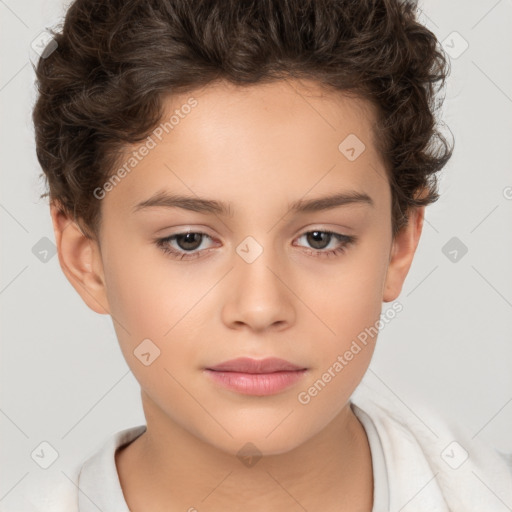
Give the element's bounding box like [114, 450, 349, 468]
[16, 0, 512, 510]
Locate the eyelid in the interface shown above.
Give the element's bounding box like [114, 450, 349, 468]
[154, 224, 215, 236]
[292, 222, 356, 237]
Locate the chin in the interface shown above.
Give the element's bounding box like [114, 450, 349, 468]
[205, 429, 308, 459]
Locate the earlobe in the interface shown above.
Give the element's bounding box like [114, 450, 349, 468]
[50, 202, 110, 315]
[382, 206, 425, 303]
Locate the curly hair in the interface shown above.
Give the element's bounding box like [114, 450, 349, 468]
[32, 0, 454, 240]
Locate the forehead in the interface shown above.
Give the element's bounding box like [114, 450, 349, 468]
[162, 78, 380, 161]
[102, 78, 389, 218]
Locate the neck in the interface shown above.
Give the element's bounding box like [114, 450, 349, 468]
[116, 393, 374, 512]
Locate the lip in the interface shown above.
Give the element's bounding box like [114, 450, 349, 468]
[206, 357, 306, 373]
[204, 357, 308, 396]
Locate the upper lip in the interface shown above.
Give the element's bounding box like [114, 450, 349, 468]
[206, 357, 306, 373]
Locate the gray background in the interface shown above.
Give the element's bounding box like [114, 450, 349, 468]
[1, 0, 511, 506]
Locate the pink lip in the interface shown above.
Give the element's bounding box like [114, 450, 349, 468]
[204, 357, 308, 396]
[206, 357, 305, 373]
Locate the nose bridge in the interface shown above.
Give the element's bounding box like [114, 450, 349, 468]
[221, 232, 295, 331]
[235, 232, 284, 296]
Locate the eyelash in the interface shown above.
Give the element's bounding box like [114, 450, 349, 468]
[154, 230, 357, 261]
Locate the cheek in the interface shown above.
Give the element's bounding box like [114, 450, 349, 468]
[296, 285, 383, 424]
[100, 243, 177, 371]
[102, 237, 189, 335]
[303, 241, 389, 388]
[101, 242, 205, 382]
[104, 263, 165, 335]
[310, 243, 389, 340]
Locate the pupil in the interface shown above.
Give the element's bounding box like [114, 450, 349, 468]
[179, 233, 201, 250]
[308, 231, 329, 249]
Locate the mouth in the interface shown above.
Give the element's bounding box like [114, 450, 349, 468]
[204, 357, 308, 396]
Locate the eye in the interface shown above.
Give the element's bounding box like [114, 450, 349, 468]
[294, 230, 356, 258]
[155, 229, 357, 260]
[155, 231, 216, 260]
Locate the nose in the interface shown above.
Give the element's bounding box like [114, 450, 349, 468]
[220, 243, 296, 333]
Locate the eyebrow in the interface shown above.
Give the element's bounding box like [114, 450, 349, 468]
[132, 190, 374, 216]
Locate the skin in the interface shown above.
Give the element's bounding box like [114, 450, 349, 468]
[50, 78, 424, 512]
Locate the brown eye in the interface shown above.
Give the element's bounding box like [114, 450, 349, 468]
[155, 229, 356, 261]
[306, 231, 333, 250]
[155, 231, 215, 260]
[174, 232, 204, 251]
[295, 230, 356, 258]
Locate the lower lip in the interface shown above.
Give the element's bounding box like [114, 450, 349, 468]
[204, 369, 307, 396]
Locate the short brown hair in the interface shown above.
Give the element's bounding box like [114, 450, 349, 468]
[32, 0, 454, 240]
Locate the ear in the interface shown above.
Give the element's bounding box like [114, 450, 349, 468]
[382, 205, 425, 303]
[50, 201, 110, 315]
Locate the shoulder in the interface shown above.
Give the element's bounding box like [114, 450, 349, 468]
[1, 425, 146, 512]
[1, 464, 81, 512]
[351, 378, 512, 511]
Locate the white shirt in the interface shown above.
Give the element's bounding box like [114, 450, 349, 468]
[6, 379, 512, 512]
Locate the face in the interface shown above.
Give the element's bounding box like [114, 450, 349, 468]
[52, 78, 424, 456]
